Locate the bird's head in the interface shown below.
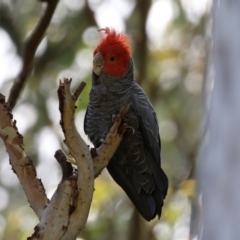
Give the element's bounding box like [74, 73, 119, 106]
[93, 28, 131, 78]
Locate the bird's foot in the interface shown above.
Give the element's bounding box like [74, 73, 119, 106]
[112, 114, 117, 123]
[112, 113, 128, 123]
[125, 126, 135, 135]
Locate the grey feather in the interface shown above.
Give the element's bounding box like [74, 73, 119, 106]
[84, 59, 168, 221]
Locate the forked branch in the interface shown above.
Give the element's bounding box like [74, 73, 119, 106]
[0, 78, 129, 239]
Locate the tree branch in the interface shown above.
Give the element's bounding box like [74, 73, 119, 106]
[54, 149, 74, 183]
[8, 0, 59, 109]
[30, 174, 78, 240]
[0, 93, 49, 220]
[57, 79, 130, 238]
[57, 78, 94, 239]
[1, 78, 129, 239]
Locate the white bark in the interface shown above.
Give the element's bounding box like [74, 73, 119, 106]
[198, 1, 240, 239]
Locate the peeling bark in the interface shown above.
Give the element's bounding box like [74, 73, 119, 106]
[0, 93, 49, 220]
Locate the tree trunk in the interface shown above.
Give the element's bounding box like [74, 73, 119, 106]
[198, 0, 240, 239]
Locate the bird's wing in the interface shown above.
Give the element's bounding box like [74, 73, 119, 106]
[130, 82, 168, 194]
[130, 82, 161, 165]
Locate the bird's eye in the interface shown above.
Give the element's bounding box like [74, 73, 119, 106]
[109, 56, 115, 62]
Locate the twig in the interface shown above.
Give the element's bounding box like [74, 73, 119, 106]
[54, 149, 74, 183]
[0, 93, 49, 220]
[72, 81, 86, 101]
[8, 0, 59, 109]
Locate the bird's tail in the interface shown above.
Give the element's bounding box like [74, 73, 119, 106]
[107, 159, 168, 221]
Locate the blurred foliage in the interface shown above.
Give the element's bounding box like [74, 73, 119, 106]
[0, 0, 210, 239]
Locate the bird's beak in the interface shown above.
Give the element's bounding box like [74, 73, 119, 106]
[93, 52, 104, 76]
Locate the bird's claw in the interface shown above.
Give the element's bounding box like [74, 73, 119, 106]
[126, 126, 135, 135]
[100, 138, 108, 144]
[112, 114, 117, 123]
[123, 117, 128, 123]
[112, 114, 128, 123]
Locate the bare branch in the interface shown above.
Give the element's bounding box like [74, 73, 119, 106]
[54, 149, 74, 183]
[8, 0, 59, 109]
[0, 93, 49, 219]
[72, 81, 87, 101]
[57, 79, 130, 238]
[57, 78, 94, 238]
[1, 77, 129, 239]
